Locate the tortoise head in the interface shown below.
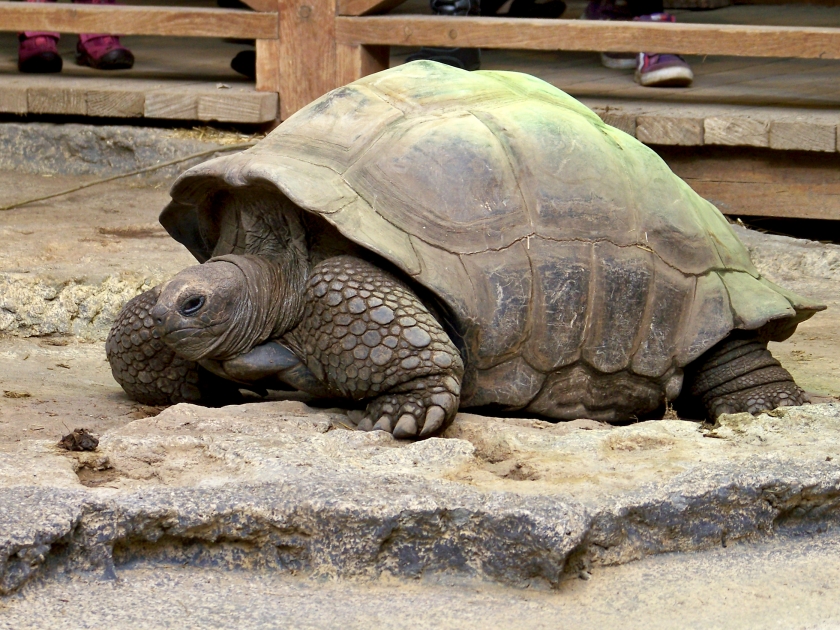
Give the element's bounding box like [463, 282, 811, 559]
[150, 255, 300, 362]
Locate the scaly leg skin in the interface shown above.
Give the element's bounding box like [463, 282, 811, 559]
[284, 256, 464, 439]
[689, 333, 809, 420]
[106, 287, 242, 406]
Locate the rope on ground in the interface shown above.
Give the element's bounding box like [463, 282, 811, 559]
[0, 142, 257, 212]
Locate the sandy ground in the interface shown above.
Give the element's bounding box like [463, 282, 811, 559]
[0, 172, 194, 445]
[0, 171, 193, 282]
[0, 171, 839, 447]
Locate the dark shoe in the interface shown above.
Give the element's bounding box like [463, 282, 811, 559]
[581, 0, 634, 21]
[76, 35, 134, 70]
[505, 0, 565, 17]
[405, 46, 481, 71]
[231, 49, 256, 79]
[18, 34, 62, 73]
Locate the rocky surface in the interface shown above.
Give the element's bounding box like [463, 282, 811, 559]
[4, 529, 840, 629]
[0, 171, 194, 340]
[2, 401, 839, 595]
[0, 123, 256, 183]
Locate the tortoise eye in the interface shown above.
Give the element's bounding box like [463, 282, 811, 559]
[180, 295, 206, 316]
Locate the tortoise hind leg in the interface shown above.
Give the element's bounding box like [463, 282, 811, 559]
[687, 332, 808, 420]
[106, 287, 242, 406]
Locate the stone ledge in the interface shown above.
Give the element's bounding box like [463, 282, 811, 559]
[0, 122, 254, 181]
[3, 402, 839, 594]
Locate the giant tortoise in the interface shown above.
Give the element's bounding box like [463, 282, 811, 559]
[106, 61, 824, 439]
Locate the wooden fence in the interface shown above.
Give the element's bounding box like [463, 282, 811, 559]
[2, 0, 840, 120]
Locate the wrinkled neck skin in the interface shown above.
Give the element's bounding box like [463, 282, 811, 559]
[202, 252, 309, 361]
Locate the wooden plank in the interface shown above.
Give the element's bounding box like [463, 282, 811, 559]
[660, 146, 840, 220]
[27, 86, 86, 115]
[198, 93, 278, 123]
[336, 43, 389, 86]
[637, 115, 704, 146]
[704, 116, 770, 147]
[597, 112, 637, 137]
[770, 119, 837, 152]
[335, 16, 840, 59]
[338, 0, 408, 16]
[0, 4, 278, 39]
[280, 0, 338, 119]
[688, 180, 840, 220]
[256, 38, 282, 94]
[0, 82, 28, 115]
[144, 92, 199, 119]
[86, 90, 145, 117]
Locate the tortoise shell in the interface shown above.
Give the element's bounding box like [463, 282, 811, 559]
[161, 61, 822, 419]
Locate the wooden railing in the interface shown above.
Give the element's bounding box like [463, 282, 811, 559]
[2, 0, 840, 121]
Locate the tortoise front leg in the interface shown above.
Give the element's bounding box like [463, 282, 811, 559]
[200, 340, 334, 399]
[106, 287, 242, 406]
[284, 256, 464, 439]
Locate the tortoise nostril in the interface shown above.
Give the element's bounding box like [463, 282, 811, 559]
[149, 303, 167, 327]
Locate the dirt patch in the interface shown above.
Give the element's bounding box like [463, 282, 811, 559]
[0, 335, 154, 448]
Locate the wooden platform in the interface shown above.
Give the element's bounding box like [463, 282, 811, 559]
[0, 3, 838, 220]
[0, 33, 277, 123]
[2, 3, 839, 140]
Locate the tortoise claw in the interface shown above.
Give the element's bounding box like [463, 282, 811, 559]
[419, 406, 446, 437]
[357, 417, 374, 431]
[373, 415, 393, 432]
[393, 414, 418, 439]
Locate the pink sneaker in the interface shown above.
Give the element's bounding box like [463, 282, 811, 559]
[75, 35, 134, 70]
[633, 13, 693, 87]
[18, 33, 63, 73]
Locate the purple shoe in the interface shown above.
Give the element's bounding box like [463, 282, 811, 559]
[76, 35, 134, 70]
[633, 13, 693, 87]
[635, 52, 694, 87]
[18, 33, 63, 73]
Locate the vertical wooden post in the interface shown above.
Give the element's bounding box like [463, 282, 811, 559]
[252, 0, 281, 123]
[280, 0, 339, 119]
[336, 43, 389, 86]
[255, 39, 282, 94]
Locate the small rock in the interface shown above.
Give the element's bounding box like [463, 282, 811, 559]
[58, 429, 99, 452]
[3, 390, 30, 399]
